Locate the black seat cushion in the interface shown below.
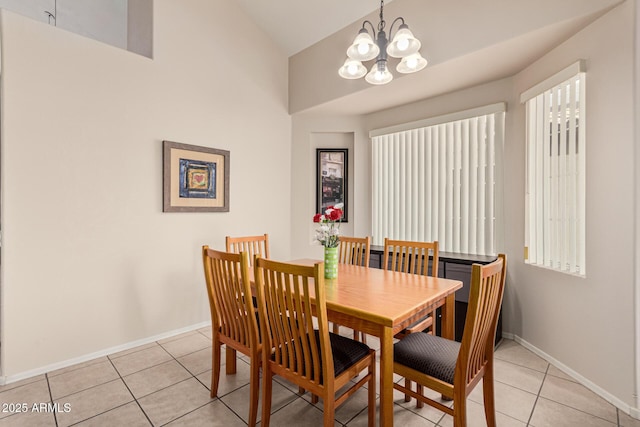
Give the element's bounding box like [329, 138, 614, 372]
[393, 332, 460, 384]
[323, 331, 371, 377]
[271, 330, 370, 383]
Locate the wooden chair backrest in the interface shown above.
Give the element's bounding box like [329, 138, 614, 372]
[383, 238, 439, 277]
[338, 236, 371, 267]
[254, 258, 334, 392]
[457, 254, 506, 388]
[202, 246, 258, 351]
[226, 234, 270, 266]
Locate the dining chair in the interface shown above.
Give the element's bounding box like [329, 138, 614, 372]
[334, 236, 371, 342]
[202, 246, 261, 427]
[392, 254, 507, 425]
[225, 233, 269, 266]
[253, 257, 376, 427]
[382, 238, 440, 336]
[338, 235, 371, 267]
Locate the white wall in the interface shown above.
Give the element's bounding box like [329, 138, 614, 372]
[290, 0, 637, 414]
[0, 0, 291, 378]
[508, 0, 636, 410]
[291, 114, 367, 258]
[0, 0, 129, 50]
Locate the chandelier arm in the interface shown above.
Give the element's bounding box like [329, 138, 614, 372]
[388, 17, 406, 40]
[361, 20, 377, 37]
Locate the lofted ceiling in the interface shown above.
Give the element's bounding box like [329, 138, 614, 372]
[237, 0, 623, 114]
[234, 0, 395, 57]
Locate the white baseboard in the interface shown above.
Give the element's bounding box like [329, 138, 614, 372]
[505, 333, 639, 420]
[0, 321, 211, 386]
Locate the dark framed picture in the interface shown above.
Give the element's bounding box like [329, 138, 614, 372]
[316, 148, 348, 222]
[163, 140, 230, 212]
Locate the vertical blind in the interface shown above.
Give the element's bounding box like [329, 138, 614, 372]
[371, 105, 505, 256]
[524, 64, 586, 276]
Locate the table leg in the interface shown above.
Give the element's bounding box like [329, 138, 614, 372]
[379, 326, 394, 427]
[441, 293, 456, 340]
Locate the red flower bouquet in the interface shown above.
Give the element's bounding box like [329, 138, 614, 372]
[313, 203, 344, 248]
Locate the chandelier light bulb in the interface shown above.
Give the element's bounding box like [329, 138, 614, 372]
[338, 58, 367, 79]
[365, 61, 393, 85]
[387, 25, 421, 58]
[396, 38, 410, 52]
[396, 53, 428, 74]
[347, 29, 379, 61]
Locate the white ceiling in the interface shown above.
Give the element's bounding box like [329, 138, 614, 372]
[237, 0, 623, 114]
[234, 0, 394, 57]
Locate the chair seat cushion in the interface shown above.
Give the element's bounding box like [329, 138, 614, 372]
[323, 331, 370, 377]
[271, 331, 370, 383]
[393, 332, 460, 384]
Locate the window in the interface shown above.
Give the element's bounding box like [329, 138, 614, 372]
[523, 61, 586, 276]
[370, 104, 505, 256]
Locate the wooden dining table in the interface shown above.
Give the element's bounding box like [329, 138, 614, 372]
[284, 260, 463, 427]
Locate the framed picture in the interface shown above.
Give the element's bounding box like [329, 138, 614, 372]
[163, 140, 230, 212]
[316, 148, 348, 222]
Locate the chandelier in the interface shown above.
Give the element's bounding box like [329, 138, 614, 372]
[339, 0, 427, 85]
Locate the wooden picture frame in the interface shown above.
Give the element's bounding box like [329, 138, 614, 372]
[163, 140, 230, 212]
[316, 148, 348, 222]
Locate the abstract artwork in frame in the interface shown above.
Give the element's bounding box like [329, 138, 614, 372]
[163, 140, 230, 212]
[316, 148, 348, 222]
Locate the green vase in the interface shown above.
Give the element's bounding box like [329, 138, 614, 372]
[324, 246, 338, 279]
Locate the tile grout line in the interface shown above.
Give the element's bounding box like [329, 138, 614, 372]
[159, 338, 256, 399]
[526, 362, 550, 426]
[192, 329, 352, 426]
[105, 354, 155, 426]
[44, 372, 60, 427]
[154, 336, 252, 425]
[46, 357, 109, 380]
[527, 366, 620, 426]
[66, 402, 139, 427]
[157, 333, 257, 426]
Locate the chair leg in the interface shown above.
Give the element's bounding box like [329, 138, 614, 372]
[482, 366, 497, 427]
[367, 355, 376, 427]
[416, 384, 424, 408]
[353, 330, 368, 344]
[332, 323, 340, 334]
[300, 389, 320, 404]
[210, 341, 221, 398]
[429, 309, 437, 335]
[225, 346, 237, 374]
[248, 358, 260, 427]
[404, 378, 412, 402]
[453, 389, 467, 427]
[323, 396, 335, 427]
[261, 368, 273, 427]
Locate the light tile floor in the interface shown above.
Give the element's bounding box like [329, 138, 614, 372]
[0, 326, 638, 426]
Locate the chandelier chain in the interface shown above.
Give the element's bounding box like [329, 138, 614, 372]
[378, 0, 386, 32]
